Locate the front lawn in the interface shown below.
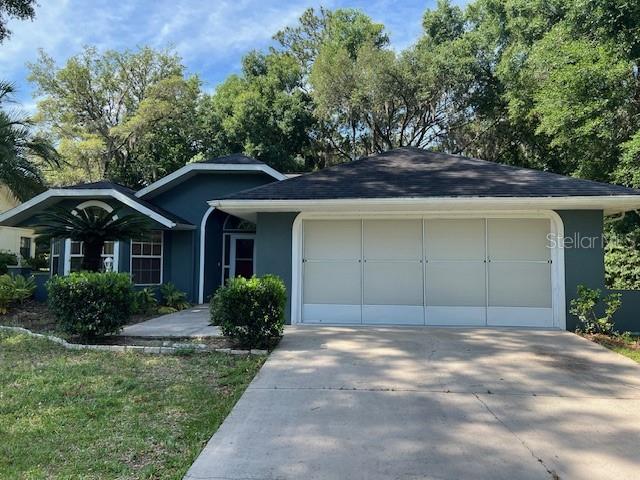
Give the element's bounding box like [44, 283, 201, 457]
[585, 333, 640, 363]
[610, 345, 640, 363]
[0, 331, 264, 479]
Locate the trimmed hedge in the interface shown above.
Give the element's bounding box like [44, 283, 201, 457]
[47, 272, 134, 338]
[211, 275, 286, 348]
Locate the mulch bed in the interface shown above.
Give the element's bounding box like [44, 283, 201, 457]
[1, 301, 156, 338]
[0, 300, 56, 333]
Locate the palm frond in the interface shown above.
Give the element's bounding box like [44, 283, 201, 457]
[0, 81, 59, 201]
[35, 206, 153, 243]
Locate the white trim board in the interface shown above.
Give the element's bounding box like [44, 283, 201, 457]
[198, 206, 216, 304]
[0, 188, 189, 229]
[291, 211, 566, 329]
[213, 195, 640, 217]
[136, 163, 287, 198]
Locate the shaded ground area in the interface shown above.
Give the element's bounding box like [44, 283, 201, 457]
[186, 326, 640, 480]
[0, 331, 264, 479]
[121, 305, 220, 338]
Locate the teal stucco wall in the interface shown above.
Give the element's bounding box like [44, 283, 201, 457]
[255, 212, 299, 324]
[150, 172, 276, 302]
[557, 209, 640, 333]
[557, 210, 605, 331]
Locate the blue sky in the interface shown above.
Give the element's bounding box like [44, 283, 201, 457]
[0, 0, 467, 110]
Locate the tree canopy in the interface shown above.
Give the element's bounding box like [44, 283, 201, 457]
[24, 1, 640, 188]
[28, 47, 202, 188]
[0, 0, 36, 44]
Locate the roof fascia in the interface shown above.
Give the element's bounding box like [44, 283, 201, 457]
[209, 196, 640, 216]
[0, 189, 177, 228]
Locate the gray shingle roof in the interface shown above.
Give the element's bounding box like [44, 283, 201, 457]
[222, 147, 640, 200]
[200, 153, 263, 165]
[62, 181, 193, 226]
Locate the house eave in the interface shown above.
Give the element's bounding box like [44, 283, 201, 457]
[209, 196, 640, 221]
[0, 189, 187, 229]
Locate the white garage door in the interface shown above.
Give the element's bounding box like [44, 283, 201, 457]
[301, 217, 554, 327]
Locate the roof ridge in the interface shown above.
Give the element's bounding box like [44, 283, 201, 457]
[217, 147, 640, 201]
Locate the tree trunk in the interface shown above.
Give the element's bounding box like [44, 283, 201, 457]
[81, 239, 105, 272]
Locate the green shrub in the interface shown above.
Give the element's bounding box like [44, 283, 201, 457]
[132, 287, 158, 315]
[211, 275, 286, 348]
[160, 283, 190, 311]
[47, 272, 134, 338]
[570, 285, 622, 335]
[0, 274, 36, 313]
[24, 253, 50, 271]
[7, 274, 36, 304]
[0, 251, 18, 275]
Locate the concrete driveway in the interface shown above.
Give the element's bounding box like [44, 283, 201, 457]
[185, 327, 640, 480]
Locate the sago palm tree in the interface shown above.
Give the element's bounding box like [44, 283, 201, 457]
[36, 207, 151, 272]
[0, 81, 58, 201]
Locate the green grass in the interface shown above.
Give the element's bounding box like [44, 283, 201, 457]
[0, 331, 265, 479]
[586, 333, 640, 364]
[609, 345, 640, 363]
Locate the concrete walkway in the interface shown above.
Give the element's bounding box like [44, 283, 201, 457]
[121, 305, 221, 337]
[185, 326, 640, 480]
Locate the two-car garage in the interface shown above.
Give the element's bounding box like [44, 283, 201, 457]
[299, 216, 562, 328]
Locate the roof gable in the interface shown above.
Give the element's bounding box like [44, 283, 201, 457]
[200, 153, 265, 165]
[222, 147, 640, 200]
[135, 154, 286, 199]
[0, 182, 193, 229]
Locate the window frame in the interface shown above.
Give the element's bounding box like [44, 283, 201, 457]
[19, 236, 32, 259]
[67, 240, 118, 273]
[51, 239, 61, 275]
[130, 230, 164, 286]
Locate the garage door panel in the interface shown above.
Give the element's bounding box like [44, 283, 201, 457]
[301, 217, 557, 328]
[363, 220, 422, 260]
[488, 262, 551, 308]
[303, 304, 361, 324]
[304, 220, 361, 260]
[363, 305, 424, 325]
[426, 219, 486, 260]
[488, 219, 550, 261]
[363, 261, 423, 305]
[487, 307, 553, 328]
[426, 262, 486, 306]
[303, 262, 361, 305]
[426, 306, 486, 326]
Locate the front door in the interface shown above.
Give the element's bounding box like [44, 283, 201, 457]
[229, 234, 255, 279]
